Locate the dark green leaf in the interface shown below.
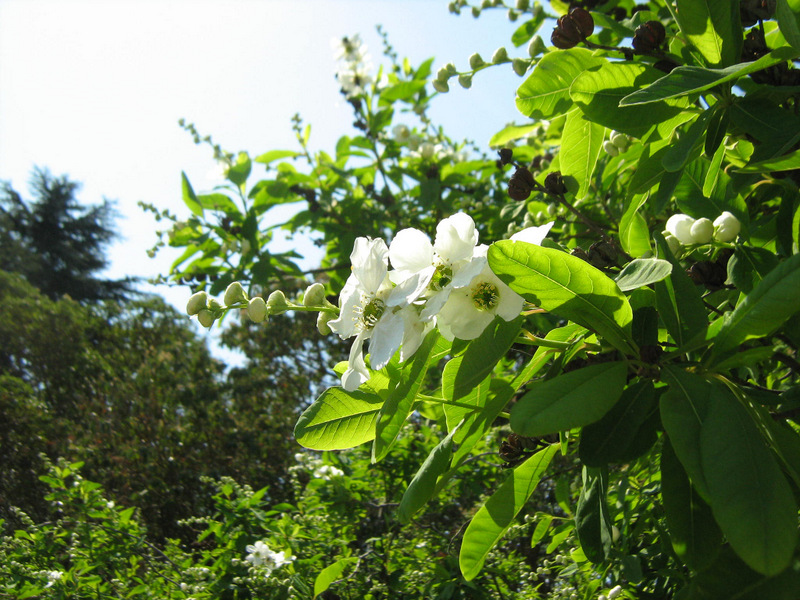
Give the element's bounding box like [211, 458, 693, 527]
[398, 427, 458, 523]
[776, 0, 800, 53]
[662, 111, 711, 173]
[727, 245, 779, 293]
[575, 467, 612, 563]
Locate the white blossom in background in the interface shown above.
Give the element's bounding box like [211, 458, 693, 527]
[244, 540, 292, 576]
[313, 464, 344, 480]
[44, 571, 63, 588]
[333, 34, 373, 99]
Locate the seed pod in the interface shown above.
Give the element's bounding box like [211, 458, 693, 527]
[544, 171, 567, 195]
[570, 7, 595, 38]
[508, 166, 536, 201]
[687, 260, 727, 290]
[552, 14, 583, 49]
[632, 21, 666, 52]
[588, 241, 618, 268]
[498, 148, 514, 165]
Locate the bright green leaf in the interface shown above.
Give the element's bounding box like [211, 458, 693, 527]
[675, 0, 742, 68]
[294, 387, 384, 450]
[560, 111, 604, 200]
[615, 259, 673, 292]
[181, 171, 203, 217]
[314, 558, 358, 598]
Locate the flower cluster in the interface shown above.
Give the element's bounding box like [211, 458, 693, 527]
[244, 540, 292, 576]
[333, 34, 373, 99]
[664, 211, 741, 248]
[328, 212, 553, 391]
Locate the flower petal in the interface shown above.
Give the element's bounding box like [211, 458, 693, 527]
[342, 332, 370, 391]
[434, 212, 479, 262]
[511, 221, 554, 245]
[351, 237, 389, 293]
[368, 311, 405, 370]
[389, 228, 434, 274]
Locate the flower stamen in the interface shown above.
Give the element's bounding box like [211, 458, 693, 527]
[471, 282, 499, 311]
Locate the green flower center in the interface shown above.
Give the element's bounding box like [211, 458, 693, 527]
[429, 264, 453, 291]
[471, 282, 499, 311]
[360, 298, 385, 329]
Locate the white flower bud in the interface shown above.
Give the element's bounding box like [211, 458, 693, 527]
[665, 214, 696, 245]
[186, 291, 208, 316]
[458, 73, 473, 89]
[610, 131, 629, 150]
[664, 233, 682, 256]
[420, 142, 436, 160]
[197, 308, 216, 328]
[267, 290, 289, 315]
[512, 58, 528, 76]
[608, 585, 623, 599]
[690, 217, 714, 244]
[432, 79, 450, 93]
[223, 282, 248, 307]
[603, 140, 620, 157]
[713, 211, 741, 242]
[492, 47, 509, 63]
[612, 525, 620, 543]
[528, 35, 546, 58]
[303, 283, 326, 307]
[468, 53, 485, 69]
[316, 311, 334, 335]
[392, 124, 410, 142]
[247, 297, 268, 323]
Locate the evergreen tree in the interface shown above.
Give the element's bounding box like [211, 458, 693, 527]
[0, 167, 135, 301]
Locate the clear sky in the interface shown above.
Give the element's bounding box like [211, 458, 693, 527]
[0, 0, 536, 358]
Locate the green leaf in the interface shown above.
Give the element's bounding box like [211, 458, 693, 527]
[615, 259, 673, 292]
[560, 111, 604, 200]
[373, 332, 449, 462]
[460, 444, 558, 580]
[704, 105, 729, 160]
[711, 252, 800, 360]
[675, 0, 742, 68]
[511, 362, 628, 437]
[314, 557, 357, 598]
[575, 467, 613, 563]
[515, 49, 605, 120]
[442, 316, 523, 402]
[660, 367, 714, 500]
[619, 195, 651, 258]
[619, 47, 798, 106]
[737, 147, 800, 173]
[227, 152, 252, 186]
[510, 12, 546, 46]
[579, 380, 658, 467]
[398, 427, 458, 523]
[727, 245, 779, 294]
[570, 62, 692, 139]
[254, 149, 299, 165]
[181, 171, 203, 217]
[489, 124, 539, 147]
[660, 435, 722, 570]
[661, 110, 710, 172]
[294, 387, 384, 450]
[700, 385, 797, 575]
[197, 193, 239, 214]
[777, 0, 800, 52]
[654, 233, 708, 349]
[489, 241, 637, 355]
[380, 80, 426, 102]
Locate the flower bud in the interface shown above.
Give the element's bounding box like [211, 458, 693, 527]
[516, 0, 529, 10]
[468, 53, 485, 70]
[316, 311, 334, 335]
[267, 290, 290, 315]
[240, 239, 252, 254]
[208, 298, 224, 312]
[690, 217, 714, 244]
[713, 211, 741, 242]
[420, 142, 436, 160]
[432, 79, 450, 93]
[507, 9, 519, 21]
[247, 297, 268, 323]
[458, 73, 473, 88]
[665, 214, 696, 245]
[603, 140, 620, 157]
[608, 586, 623, 600]
[664, 233, 682, 256]
[186, 291, 208, 316]
[224, 281, 248, 306]
[444, 62, 457, 76]
[610, 131, 630, 150]
[197, 308, 216, 328]
[303, 282, 326, 307]
[512, 58, 529, 76]
[528, 35, 546, 58]
[491, 47, 509, 64]
[471, 6, 481, 17]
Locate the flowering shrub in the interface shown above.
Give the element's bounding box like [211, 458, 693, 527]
[152, 3, 800, 598]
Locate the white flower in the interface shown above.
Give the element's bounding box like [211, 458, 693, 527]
[435, 246, 524, 341]
[393, 124, 411, 142]
[313, 464, 345, 480]
[510, 221, 554, 245]
[608, 585, 623, 599]
[45, 571, 62, 588]
[328, 238, 405, 391]
[337, 62, 374, 98]
[244, 541, 292, 576]
[713, 211, 741, 242]
[388, 212, 485, 321]
[664, 214, 696, 245]
[332, 34, 368, 63]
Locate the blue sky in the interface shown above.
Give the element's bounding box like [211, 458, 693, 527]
[0, 0, 539, 355]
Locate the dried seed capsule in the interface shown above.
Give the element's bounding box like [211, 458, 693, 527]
[632, 21, 666, 52]
[508, 166, 536, 201]
[544, 171, 567, 195]
[569, 7, 595, 38]
[498, 148, 514, 165]
[552, 14, 583, 49]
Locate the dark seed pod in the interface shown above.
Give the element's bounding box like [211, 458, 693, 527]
[570, 7, 595, 38]
[508, 166, 536, 201]
[687, 260, 727, 290]
[609, 6, 627, 21]
[498, 148, 514, 165]
[552, 15, 583, 49]
[740, 0, 776, 27]
[632, 21, 666, 52]
[588, 240, 618, 268]
[544, 171, 567, 195]
[571, 247, 591, 262]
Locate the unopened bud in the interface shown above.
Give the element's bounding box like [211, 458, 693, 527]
[444, 62, 457, 76]
[690, 217, 714, 244]
[608, 585, 623, 599]
[610, 131, 630, 150]
[303, 283, 326, 307]
[267, 290, 289, 315]
[432, 79, 450, 93]
[197, 308, 216, 328]
[665, 214, 696, 245]
[713, 211, 741, 242]
[186, 291, 208, 316]
[224, 281, 248, 306]
[317, 311, 334, 335]
[247, 297, 268, 323]
[469, 53, 485, 69]
[516, 0, 529, 10]
[492, 47, 509, 63]
[458, 73, 473, 88]
[528, 36, 546, 58]
[512, 58, 528, 76]
[603, 140, 620, 157]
